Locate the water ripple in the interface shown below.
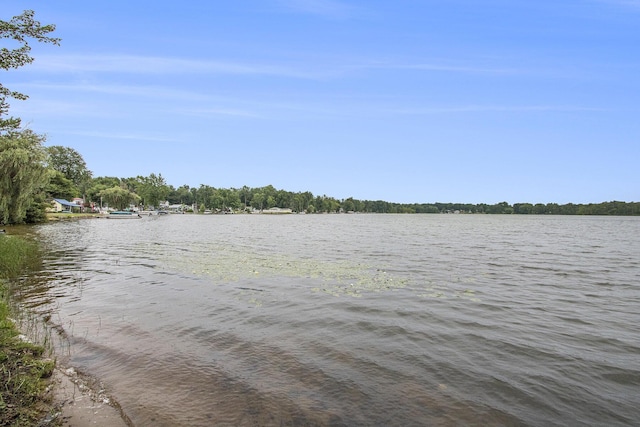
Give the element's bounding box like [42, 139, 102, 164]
[20, 214, 640, 426]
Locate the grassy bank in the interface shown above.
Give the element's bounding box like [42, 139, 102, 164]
[46, 212, 101, 221]
[0, 234, 58, 426]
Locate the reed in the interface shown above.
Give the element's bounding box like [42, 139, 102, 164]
[0, 235, 40, 280]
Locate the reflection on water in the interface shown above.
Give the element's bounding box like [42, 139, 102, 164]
[12, 214, 640, 426]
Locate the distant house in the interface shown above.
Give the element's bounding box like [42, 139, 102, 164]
[50, 198, 82, 213]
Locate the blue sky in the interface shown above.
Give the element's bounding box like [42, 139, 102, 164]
[4, 1, 639, 204]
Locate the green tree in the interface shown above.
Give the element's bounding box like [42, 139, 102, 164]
[324, 197, 341, 213]
[342, 198, 355, 213]
[252, 191, 266, 211]
[46, 146, 92, 187]
[217, 188, 241, 211]
[532, 203, 546, 214]
[168, 185, 193, 205]
[137, 173, 169, 209]
[561, 203, 578, 215]
[98, 186, 140, 211]
[546, 203, 560, 215]
[45, 170, 76, 200]
[189, 187, 199, 209]
[239, 185, 251, 210]
[0, 130, 50, 224]
[513, 203, 533, 214]
[292, 193, 304, 212]
[191, 185, 209, 210]
[487, 201, 513, 214]
[85, 176, 120, 207]
[291, 191, 314, 213]
[227, 189, 242, 210]
[314, 195, 326, 213]
[262, 185, 277, 204]
[210, 192, 224, 210]
[274, 190, 290, 208]
[120, 177, 140, 193]
[1, 10, 60, 132]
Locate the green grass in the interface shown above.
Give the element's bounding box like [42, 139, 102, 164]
[0, 235, 40, 279]
[45, 212, 99, 221]
[0, 234, 59, 426]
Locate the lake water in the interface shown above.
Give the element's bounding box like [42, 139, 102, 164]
[14, 214, 640, 426]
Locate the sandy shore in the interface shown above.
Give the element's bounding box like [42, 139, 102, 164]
[51, 367, 131, 427]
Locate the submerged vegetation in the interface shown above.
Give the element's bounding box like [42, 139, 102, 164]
[162, 242, 407, 296]
[159, 241, 481, 302]
[0, 234, 57, 426]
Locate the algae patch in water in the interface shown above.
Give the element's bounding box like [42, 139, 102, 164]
[159, 243, 408, 298]
[155, 242, 481, 302]
[311, 269, 410, 298]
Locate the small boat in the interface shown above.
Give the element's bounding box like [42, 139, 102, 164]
[106, 211, 142, 219]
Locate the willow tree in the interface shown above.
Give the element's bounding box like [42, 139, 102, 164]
[98, 186, 140, 211]
[0, 10, 59, 223]
[0, 130, 50, 224]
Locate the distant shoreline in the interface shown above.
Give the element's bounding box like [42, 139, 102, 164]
[45, 199, 640, 219]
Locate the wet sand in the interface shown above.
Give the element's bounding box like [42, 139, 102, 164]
[52, 367, 130, 427]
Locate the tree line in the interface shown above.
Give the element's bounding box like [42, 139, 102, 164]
[38, 168, 640, 217]
[3, 127, 640, 223]
[1, 10, 638, 225]
[5, 132, 640, 223]
[36, 166, 640, 217]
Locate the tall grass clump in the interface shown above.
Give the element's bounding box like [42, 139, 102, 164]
[0, 234, 58, 426]
[0, 235, 40, 280]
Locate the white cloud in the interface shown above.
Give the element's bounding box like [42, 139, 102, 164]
[23, 82, 211, 101]
[29, 54, 335, 79]
[11, 99, 107, 118]
[17, 82, 267, 119]
[28, 53, 521, 81]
